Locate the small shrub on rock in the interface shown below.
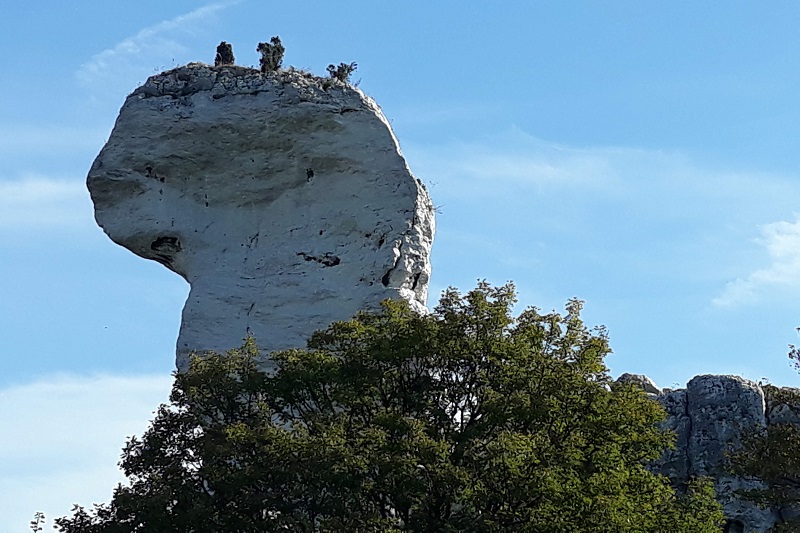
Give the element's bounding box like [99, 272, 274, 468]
[214, 41, 235, 67]
[327, 62, 357, 83]
[257, 36, 285, 73]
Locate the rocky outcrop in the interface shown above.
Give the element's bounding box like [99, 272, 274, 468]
[620, 373, 800, 531]
[616, 372, 661, 396]
[88, 63, 435, 371]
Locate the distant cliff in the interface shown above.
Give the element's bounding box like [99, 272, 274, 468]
[618, 373, 800, 532]
[87, 63, 435, 371]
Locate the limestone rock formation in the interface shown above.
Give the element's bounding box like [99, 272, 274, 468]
[657, 375, 774, 531]
[616, 372, 661, 396]
[88, 63, 435, 371]
[617, 373, 790, 531]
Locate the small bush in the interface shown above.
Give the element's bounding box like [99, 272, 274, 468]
[257, 36, 285, 73]
[327, 62, 357, 83]
[214, 41, 235, 66]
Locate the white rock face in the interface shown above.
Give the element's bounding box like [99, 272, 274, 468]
[88, 63, 435, 371]
[616, 372, 661, 395]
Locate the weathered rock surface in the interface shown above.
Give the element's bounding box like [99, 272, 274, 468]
[616, 372, 661, 396]
[617, 373, 796, 531]
[88, 63, 435, 370]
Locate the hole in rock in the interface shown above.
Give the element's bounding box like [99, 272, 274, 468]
[723, 520, 744, 533]
[150, 236, 181, 254]
[296, 252, 341, 267]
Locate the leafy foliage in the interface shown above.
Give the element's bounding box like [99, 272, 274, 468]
[30, 512, 45, 532]
[55, 283, 723, 532]
[326, 62, 357, 83]
[257, 36, 285, 73]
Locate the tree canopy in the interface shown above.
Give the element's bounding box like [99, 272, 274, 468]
[55, 283, 723, 532]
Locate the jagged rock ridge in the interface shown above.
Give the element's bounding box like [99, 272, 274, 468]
[88, 63, 435, 370]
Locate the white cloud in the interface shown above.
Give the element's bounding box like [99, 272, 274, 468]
[0, 373, 172, 533]
[0, 177, 93, 230]
[76, 1, 239, 93]
[713, 216, 800, 307]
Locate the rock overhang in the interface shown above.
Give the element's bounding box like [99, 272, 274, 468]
[88, 62, 435, 370]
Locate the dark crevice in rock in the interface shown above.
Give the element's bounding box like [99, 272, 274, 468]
[296, 252, 340, 267]
[381, 242, 403, 288]
[151, 236, 181, 254]
[144, 165, 166, 182]
[723, 519, 744, 533]
[149, 236, 181, 268]
[410, 272, 422, 291]
[684, 390, 693, 479]
[375, 227, 393, 250]
[376, 230, 390, 249]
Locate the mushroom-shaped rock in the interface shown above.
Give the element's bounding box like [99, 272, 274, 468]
[88, 63, 435, 371]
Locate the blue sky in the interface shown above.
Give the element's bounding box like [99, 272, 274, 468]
[4, 1, 800, 529]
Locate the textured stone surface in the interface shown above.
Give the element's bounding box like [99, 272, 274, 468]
[88, 63, 435, 370]
[615, 372, 800, 530]
[637, 375, 777, 531]
[616, 372, 661, 395]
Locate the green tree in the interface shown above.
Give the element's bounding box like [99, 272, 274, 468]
[56, 283, 723, 532]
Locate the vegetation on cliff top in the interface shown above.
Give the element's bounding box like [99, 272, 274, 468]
[208, 36, 358, 85]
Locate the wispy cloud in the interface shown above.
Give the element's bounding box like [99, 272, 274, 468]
[407, 128, 798, 223]
[408, 131, 627, 193]
[406, 128, 800, 308]
[76, 1, 239, 95]
[0, 373, 171, 532]
[713, 216, 800, 307]
[0, 177, 93, 230]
